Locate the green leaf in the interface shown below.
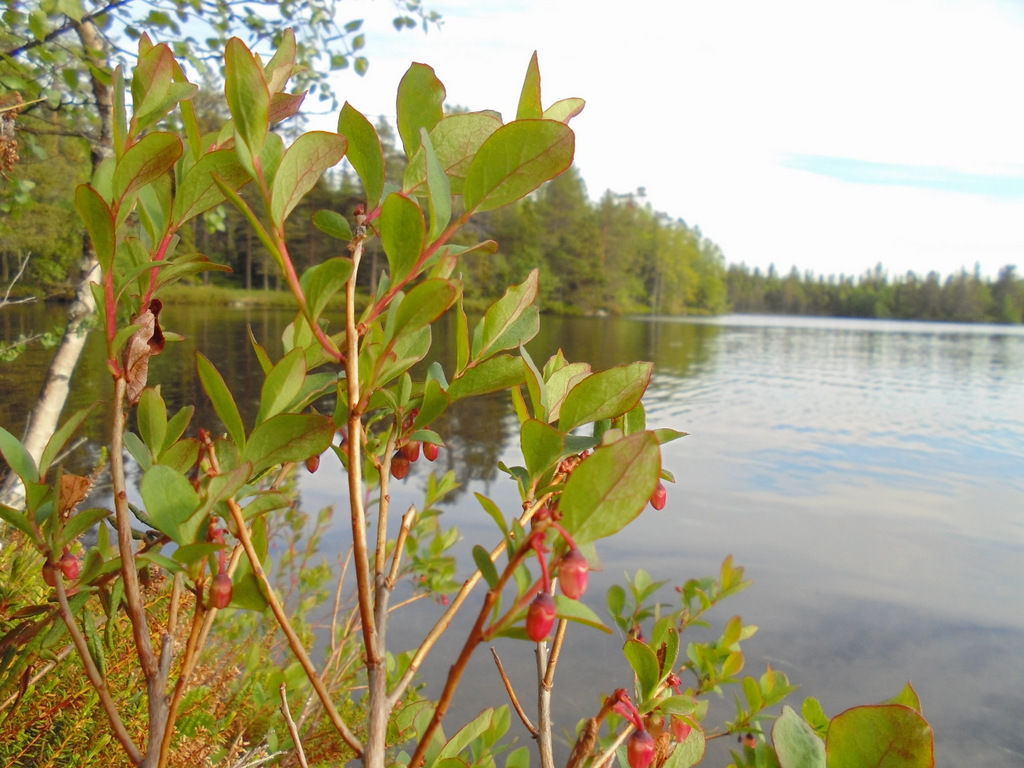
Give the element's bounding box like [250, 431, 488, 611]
[263, 27, 296, 92]
[559, 432, 660, 545]
[436, 708, 495, 763]
[172, 149, 249, 225]
[825, 704, 933, 768]
[225, 37, 270, 156]
[75, 185, 115, 270]
[270, 131, 347, 226]
[472, 270, 539, 361]
[0, 504, 41, 546]
[196, 353, 246, 450]
[312, 210, 353, 242]
[448, 355, 525, 401]
[60, 507, 112, 548]
[380, 192, 425, 286]
[554, 594, 611, 633]
[139, 464, 202, 545]
[256, 348, 306, 423]
[886, 683, 922, 714]
[558, 362, 653, 433]
[414, 377, 449, 429]
[624, 639, 660, 701]
[420, 128, 451, 241]
[662, 726, 706, 768]
[516, 51, 542, 119]
[464, 120, 574, 212]
[39, 404, 96, 479]
[396, 63, 445, 158]
[338, 102, 385, 208]
[774, 706, 825, 768]
[403, 111, 502, 195]
[543, 97, 586, 124]
[520, 419, 563, 483]
[242, 413, 335, 475]
[0, 426, 38, 484]
[300, 256, 353, 320]
[113, 132, 183, 205]
[137, 388, 168, 457]
[472, 545, 499, 589]
[392, 279, 459, 338]
[131, 43, 197, 132]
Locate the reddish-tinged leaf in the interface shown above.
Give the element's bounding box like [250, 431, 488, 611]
[270, 131, 347, 226]
[463, 120, 574, 212]
[396, 63, 445, 158]
[113, 132, 183, 205]
[338, 102, 385, 208]
[516, 51, 542, 119]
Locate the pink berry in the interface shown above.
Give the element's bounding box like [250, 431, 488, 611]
[526, 591, 557, 641]
[400, 440, 421, 462]
[59, 548, 80, 581]
[423, 441, 440, 462]
[305, 454, 320, 473]
[649, 482, 667, 510]
[670, 716, 692, 742]
[558, 548, 589, 599]
[627, 730, 655, 768]
[208, 572, 233, 609]
[42, 560, 57, 587]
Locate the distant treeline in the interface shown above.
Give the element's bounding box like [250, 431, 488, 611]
[2, 120, 1021, 323]
[726, 263, 1024, 324]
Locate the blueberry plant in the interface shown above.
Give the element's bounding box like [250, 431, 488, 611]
[0, 33, 934, 768]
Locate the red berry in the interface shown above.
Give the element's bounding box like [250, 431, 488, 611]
[400, 440, 421, 462]
[59, 548, 80, 581]
[208, 572, 233, 609]
[390, 453, 410, 480]
[650, 482, 667, 510]
[627, 730, 655, 768]
[558, 548, 589, 599]
[526, 591, 557, 641]
[305, 454, 320, 473]
[423, 441, 440, 462]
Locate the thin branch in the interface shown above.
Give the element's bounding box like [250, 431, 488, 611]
[0, 252, 35, 308]
[536, 619, 568, 768]
[224, 492, 363, 756]
[388, 495, 550, 706]
[54, 572, 143, 765]
[3, 0, 133, 59]
[279, 684, 310, 768]
[407, 537, 540, 768]
[386, 506, 416, 588]
[344, 231, 378, 666]
[544, 618, 569, 689]
[491, 648, 537, 736]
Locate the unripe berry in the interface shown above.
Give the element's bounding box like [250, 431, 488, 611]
[400, 440, 421, 462]
[670, 716, 692, 742]
[423, 441, 440, 462]
[42, 560, 57, 587]
[558, 548, 589, 599]
[305, 454, 320, 473]
[649, 482, 667, 510]
[627, 730, 656, 768]
[390, 452, 410, 480]
[59, 548, 80, 581]
[526, 591, 557, 641]
[208, 572, 233, 609]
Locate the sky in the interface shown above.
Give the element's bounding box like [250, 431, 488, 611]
[312, 0, 1024, 280]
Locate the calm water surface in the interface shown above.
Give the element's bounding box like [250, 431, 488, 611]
[2, 308, 1023, 766]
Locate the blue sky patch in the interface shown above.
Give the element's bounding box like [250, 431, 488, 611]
[781, 153, 1024, 200]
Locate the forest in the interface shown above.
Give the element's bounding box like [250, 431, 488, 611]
[2, 103, 1022, 323]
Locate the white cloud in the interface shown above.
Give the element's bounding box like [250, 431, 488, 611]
[323, 0, 1024, 278]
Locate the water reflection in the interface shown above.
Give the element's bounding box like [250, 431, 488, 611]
[3, 308, 1024, 766]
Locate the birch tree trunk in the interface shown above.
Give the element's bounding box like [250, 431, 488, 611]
[0, 19, 110, 509]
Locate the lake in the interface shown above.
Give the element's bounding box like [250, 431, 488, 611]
[2, 306, 1023, 766]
